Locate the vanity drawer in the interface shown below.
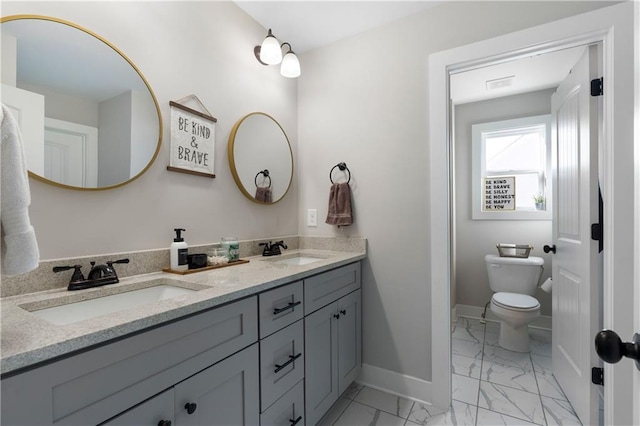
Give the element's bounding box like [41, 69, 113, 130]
[1, 296, 258, 426]
[260, 320, 304, 412]
[304, 262, 360, 314]
[259, 280, 304, 338]
[260, 379, 304, 426]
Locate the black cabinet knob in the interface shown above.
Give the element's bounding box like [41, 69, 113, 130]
[184, 402, 197, 415]
[595, 330, 640, 366]
[543, 244, 556, 254]
[340, 310, 346, 315]
[157, 421, 172, 426]
[333, 313, 340, 319]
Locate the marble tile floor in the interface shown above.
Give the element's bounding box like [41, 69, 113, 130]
[318, 317, 585, 426]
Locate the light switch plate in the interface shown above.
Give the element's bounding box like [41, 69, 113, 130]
[307, 209, 318, 227]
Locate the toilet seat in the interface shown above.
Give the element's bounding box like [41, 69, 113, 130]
[492, 292, 540, 312]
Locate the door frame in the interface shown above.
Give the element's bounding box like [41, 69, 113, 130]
[428, 3, 637, 424]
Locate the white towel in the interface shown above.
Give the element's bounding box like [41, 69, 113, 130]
[1, 104, 40, 275]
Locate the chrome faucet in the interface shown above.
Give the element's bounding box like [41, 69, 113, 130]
[53, 258, 129, 291]
[259, 240, 288, 256]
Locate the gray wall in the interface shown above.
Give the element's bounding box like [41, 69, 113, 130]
[453, 90, 555, 316]
[99, 92, 131, 187]
[297, 2, 610, 382]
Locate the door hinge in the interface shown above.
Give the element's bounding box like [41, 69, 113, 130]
[591, 77, 603, 96]
[591, 223, 602, 242]
[591, 367, 604, 386]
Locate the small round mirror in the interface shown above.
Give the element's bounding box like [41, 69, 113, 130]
[228, 113, 293, 204]
[1, 15, 162, 190]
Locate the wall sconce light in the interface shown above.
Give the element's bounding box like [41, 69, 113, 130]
[254, 28, 301, 78]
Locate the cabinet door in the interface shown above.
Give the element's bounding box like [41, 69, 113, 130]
[337, 289, 361, 395]
[304, 302, 338, 426]
[102, 389, 174, 426]
[175, 344, 259, 426]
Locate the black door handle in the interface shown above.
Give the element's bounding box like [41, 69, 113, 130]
[184, 402, 197, 415]
[273, 301, 301, 315]
[595, 330, 640, 369]
[274, 352, 302, 373]
[543, 244, 556, 254]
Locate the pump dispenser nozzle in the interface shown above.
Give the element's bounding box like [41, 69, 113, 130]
[174, 228, 186, 242]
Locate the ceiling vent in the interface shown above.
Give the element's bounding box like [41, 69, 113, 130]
[486, 75, 515, 90]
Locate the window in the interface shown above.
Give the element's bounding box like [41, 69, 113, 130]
[472, 115, 551, 220]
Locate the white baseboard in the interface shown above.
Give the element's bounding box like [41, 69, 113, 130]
[357, 363, 435, 407]
[455, 303, 552, 330]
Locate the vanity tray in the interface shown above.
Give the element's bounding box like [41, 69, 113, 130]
[162, 259, 249, 275]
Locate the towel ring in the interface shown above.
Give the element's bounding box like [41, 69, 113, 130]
[255, 169, 271, 188]
[329, 162, 351, 184]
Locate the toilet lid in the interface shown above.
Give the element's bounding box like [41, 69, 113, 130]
[492, 292, 540, 311]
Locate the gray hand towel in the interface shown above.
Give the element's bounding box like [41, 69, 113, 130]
[255, 187, 272, 203]
[325, 182, 352, 226]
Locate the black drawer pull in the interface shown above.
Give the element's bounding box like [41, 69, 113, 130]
[158, 421, 172, 426]
[273, 301, 301, 315]
[340, 309, 346, 315]
[289, 415, 302, 425]
[274, 352, 302, 373]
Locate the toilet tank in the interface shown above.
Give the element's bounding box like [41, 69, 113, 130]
[484, 254, 544, 295]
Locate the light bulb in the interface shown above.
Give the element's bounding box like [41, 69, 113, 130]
[280, 51, 300, 78]
[259, 29, 282, 65]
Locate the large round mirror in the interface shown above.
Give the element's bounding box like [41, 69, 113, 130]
[1, 15, 162, 190]
[228, 113, 293, 204]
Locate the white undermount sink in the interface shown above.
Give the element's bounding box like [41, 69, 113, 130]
[25, 283, 199, 326]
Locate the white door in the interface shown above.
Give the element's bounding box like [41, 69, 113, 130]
[550, 44, 600, 426]
[44, 117, 98, 187]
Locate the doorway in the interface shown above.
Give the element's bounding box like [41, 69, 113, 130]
[448, 44, 601, 425]
[428, 3, 637, 425]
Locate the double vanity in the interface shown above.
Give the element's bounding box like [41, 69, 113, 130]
[0, 246, 365, 426]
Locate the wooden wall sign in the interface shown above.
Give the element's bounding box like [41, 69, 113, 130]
[483, 176, 516, 211]
[168, 98, 217, 178]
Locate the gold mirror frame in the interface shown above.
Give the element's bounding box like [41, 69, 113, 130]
[228, 112, 294, 204]
[1, 15, 162, 191]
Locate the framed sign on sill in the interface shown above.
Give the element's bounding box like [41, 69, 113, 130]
[168, 96, 217, 178]
[483, 176, 516, 211]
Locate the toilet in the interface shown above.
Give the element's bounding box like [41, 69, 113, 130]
[485, 254, 544, 352]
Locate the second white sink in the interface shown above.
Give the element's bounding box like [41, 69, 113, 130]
[262, 253, 328, 266]
[275, 256, 325, 265]
[26, 283, 199, 326]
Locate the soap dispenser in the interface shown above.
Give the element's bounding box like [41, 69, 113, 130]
[170, 228, 188, 271]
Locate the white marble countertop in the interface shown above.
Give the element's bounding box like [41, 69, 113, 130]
[0, 249, 365, 376]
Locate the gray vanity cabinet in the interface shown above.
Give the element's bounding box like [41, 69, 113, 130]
[304, 262, 362, 426]
[1, 296, 258, 426]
